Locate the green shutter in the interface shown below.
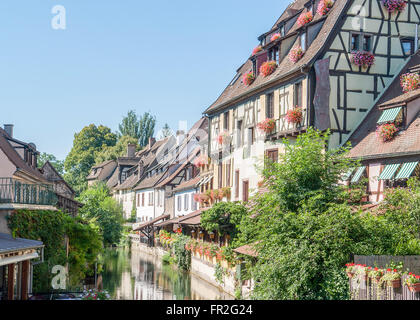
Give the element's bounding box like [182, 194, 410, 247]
[342, 168, 355, 181]
[377, 107, 402, 124]
[378, 164, 401, 180]
[395, 162, 418, 180]
[351, 166, 366, 183]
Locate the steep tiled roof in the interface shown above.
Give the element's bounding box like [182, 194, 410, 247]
[204, 0, 349, 114]
[0, 131, 49, 183]
[233, 242, 259, 257]
[87, 160, 117, 182]
[378, 89, 420, 108]
[348, 53, 420, 160]
[173, 175, 201, 193]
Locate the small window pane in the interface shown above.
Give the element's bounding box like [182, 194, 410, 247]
[402, 40, 413, 56]
[301, 32, 306, 51]
[351, 34, 360, 51]
[363, 35, 371, 51]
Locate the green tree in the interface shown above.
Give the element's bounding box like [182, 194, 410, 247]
[118, 110, 141, 140]
[37, 152, 65, 175]
[138, 112, 156, 147]
[158, 123, 173, 139]
[77, 183, 124, 246]
[95, 135, 140, 164]
[236, 128, 416, 300]
[64, 124, 117, 195]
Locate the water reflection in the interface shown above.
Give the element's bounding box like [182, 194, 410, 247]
[101, 247, 233, 300]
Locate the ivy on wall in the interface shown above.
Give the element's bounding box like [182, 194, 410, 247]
[7, 209, 103, 292]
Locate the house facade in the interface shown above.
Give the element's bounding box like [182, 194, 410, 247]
[203, 0, 420, 202]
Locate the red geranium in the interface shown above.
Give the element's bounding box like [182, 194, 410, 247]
[257, 118, 276, 133]
[243, 72, 255, 86]
[400, 72, 420, 93]
[252, 45, 263, 55]
[377, 123, 398, 142]
[286, 107, 303, 124]
[259, 61, 277, 77]
[270, 33, 281, 42]
[317, 0, 335, 16]
[297, 11, 313, 27]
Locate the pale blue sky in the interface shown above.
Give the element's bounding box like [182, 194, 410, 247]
[0, 0, 288, 160]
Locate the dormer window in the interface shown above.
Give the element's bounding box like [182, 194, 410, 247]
[305, 0, 315, 14]
[280, 25, 285, 37]
[377, 106, 405, 127]
[301, 32, 307, 51]
[268, 46, 279, 62]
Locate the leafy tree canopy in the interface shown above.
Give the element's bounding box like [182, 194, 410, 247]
[118, 110, 141, 140]
[64, 124, 117, 195]
[138, 112, 156, 147]
[157, 123, 173, 139]
[37, 152, 65, 176]
[77, 182, 124, 246]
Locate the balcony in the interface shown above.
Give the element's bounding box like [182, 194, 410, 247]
[0, 178, 57, 206]
[266, 110, 308, 141]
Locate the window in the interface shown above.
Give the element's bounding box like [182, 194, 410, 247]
[402, 38, 414, 56]
[294, 82, 303, 107]
[266, 93, 274, 118]
[218, 162, 223, 188]
[184, 194, 189, 211]
[237, 120, 243, 147]
[363, 35, 372, 52]
[268, 46, 278, 62]
[252, 60, 257, 76]
[226, 162, 231, 186]
[235, 170, 240, 199]
[242, 180, 249, 202]
[266, 149, 279, 163]
[191, 193, 197, 211]
[300, 32, 307, 51]
[177, 196, 182, 211]
[224, 111, 230, 130]
[351, 33, 360, 51]
[248, 127, 255, 145]
[142, 193, 145, 206]
[280, 25, 285, 37]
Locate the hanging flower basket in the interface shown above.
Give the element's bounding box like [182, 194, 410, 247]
[259, 61, 277, 77]
[257, 118, 276, 133]
[400, 72, 420, 93]
[351, 51, 375, 68]
[317, 0, 335, 16]
[217, 131, 232, 145]
[297, 11, 313, 27]
[377, 123, 398, 142]
[243, 72, 255, 86]
[382, 0, 407, 13]
[289, 46, 304, 63]
[405, 273, 420, 292]
[270, 33, 281, 42]
[286, 107, 303, 124]
[252, 45, 263, 55]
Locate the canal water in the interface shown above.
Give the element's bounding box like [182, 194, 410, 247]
[99, 247, 233, 300]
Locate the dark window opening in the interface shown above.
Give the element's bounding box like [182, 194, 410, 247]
[224, 111, 230, 130]
[266, 92, 274, 118]
[294, 82, 303, 107]
[351, 33, 360, 51]
[363, 35, 372, 52]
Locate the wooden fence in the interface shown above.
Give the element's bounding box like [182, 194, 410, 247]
[350, 255, 420, 300]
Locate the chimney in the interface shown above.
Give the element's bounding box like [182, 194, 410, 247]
[176, 130, 185, 145]
[148, 137, 156, 149]
[4, 124, 13, 137]
[127, 143, 136, 157]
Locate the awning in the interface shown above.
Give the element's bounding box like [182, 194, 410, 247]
[198, 174, 213, 187]
[342, 168, 355, 181]
[377, 107, 401, 124]
[395, 162, 418, 180]
[0, 252, 39, 267]
[132, 214, 170, 231]
[378, 164, 401, 180]
[351, 166, 366, 183]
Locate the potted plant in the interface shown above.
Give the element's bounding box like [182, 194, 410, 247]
[221, 187, 231, 199]
[297, 11, 313, 27]
[289, 46, 304, 63]
[270, 33, 281, 42]
[345, 262, 356, 278]
[217, 131, 232, 145]
[355, 264, 369, 281]
[377, 123, 398, 142]
[317, 0, 335, 16]
[382, 269, 401, 288]
[368, 267, 384, 283]
[257, 118, 276, 133]
[351, 51, 375, 68]
[400, 72, 420, 93]
[382, 0, 406, 13]
[405, 273, 420, 293]
[259, 61, 277, 77]
[286, 107, 303, 124]
[243, 72, 255, 86]
[252, 45, 263, 55]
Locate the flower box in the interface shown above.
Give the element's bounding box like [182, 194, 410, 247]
[389, 279, 401, 288]
[217, 131, 232, 145]
[270, 33, 281, 42]
[252, 45, 263, 55]
[351, 51, 375, 68]
[289, 46, 304, 63]
[382, 0, 406, 13]
[243, 72, 255, 86]
[317, 0, 335, 16]
[257, 118, 276, 133]
[259, 61, 277, 77]
[400, 72, 420, 93]
[297, 11, 313, 27]
[286, 107, 303, 124]
[377, 123, 398, 142]
[407, 282, 420, 293]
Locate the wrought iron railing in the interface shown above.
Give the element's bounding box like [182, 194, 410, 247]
[0, 178, 57, 206]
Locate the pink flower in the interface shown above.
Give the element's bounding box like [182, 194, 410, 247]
[297, 11, 313, 27]
[382, 0, 406, 13]
[351, 51, 375, 68]
[243, 71, 255, 86]
[289, 46, 304, 63]
[270, 33, 281, 42]
[400, 72, 420, 93]
[252, 46, 263, 55]
[259, 61, 277, 77]
[317, 0, 335, 16]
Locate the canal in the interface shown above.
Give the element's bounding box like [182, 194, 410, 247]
[99, 247, 234, 300]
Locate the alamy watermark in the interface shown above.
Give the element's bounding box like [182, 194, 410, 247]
[51, 5, 66, 30]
